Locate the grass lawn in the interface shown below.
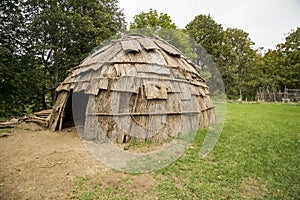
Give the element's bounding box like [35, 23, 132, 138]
[72, 103, 300, 199]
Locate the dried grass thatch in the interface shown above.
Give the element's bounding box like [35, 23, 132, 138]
[49, 34, 215, 143]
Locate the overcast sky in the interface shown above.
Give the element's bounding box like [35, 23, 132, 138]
[118, 0, 300, 50]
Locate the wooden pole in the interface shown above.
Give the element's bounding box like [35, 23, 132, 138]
[87, 106, 215, 117]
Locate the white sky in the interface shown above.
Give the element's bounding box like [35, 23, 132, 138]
[118, 0, 300, 50]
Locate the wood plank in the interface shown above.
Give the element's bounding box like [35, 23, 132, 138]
[105, 64, 117, 77]
[124, 64, 137, 76]
[199, 87, 206, 97]
[189, 85, 201, 96]
[80, 42, 122, 67]
[126, 49, 147, 63]
[116, 75, 205, 88]
[83, 95, 104, 141]
[148, 101, 167, 134]
[56, 84, 64, 92]
[110, 76, 140, 93]
[84, 42, 114, 61]
[121, 40, 142, 53]
[64, 75, 75, 83]
[135, 64, 171, 75]
[69, 83, 75, 90]
[158, 49, 206, 83]
[144, 83, 168, 100]
[88, 109, 214, 116]
[0, 125, 14, 129]
[159, 49, 180, 68]
[109, 48, 127, 63]
[58, 110, 64, 131]
[181, 95, 201, 133]
[0, 118, 19, 128]
[49, 91, 70, 131]
[137, 37, 158, 50]
[25, 116, 48, 127]
[56, 83, 71, 92]
[138, 72, 172, 83]
[77, 63, 105, 74]
[166, 93, 181, 113]
[73, 82, 89, 92]
[34, 109, 53, 116]
[110, 92, 132, 134]
[77, 71, 92, 81]
[154, 39, 181, 57]
[114, 63, 126, 77]
[176, 57, 199, 75]
[181, 95, 200, 112]
[168, 82, 181, 93]
[142, 78, 183, 93]
[204, 88, 210, 95]
[143, 49, 167, 65]
[171, 68, 186, 80]
[178, 82, 191, 100]
[85, 78, 100, 95]
[98, 78, 109, 90]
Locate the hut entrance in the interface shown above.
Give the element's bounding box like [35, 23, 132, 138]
[49, 90, 89, 131]
[62, 92, 74, 129]
[72, 91, 89, 130]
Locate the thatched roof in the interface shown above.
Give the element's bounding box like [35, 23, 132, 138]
[56, 34, 209, 97]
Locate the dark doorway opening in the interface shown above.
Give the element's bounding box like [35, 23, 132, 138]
[71, 91, 89, 132]
[59, 91, 90, 131]
[62, 92, 74, 129]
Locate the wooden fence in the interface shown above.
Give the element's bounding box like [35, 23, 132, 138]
[257, 88, 300, 102]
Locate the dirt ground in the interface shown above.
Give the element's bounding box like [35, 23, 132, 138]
[0, 123, 156, 200]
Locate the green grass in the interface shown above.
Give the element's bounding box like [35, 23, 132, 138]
[71, 103, 300, 199]
[0, 117, 8, 122]
[0, 127, 16, 134]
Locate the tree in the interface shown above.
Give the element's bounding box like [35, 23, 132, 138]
[130, 9, 176, 30]
[258, 49, 283, 93]
[0, 0, 42, 116]
[186, 15, 263, 99]
[185, 14, 224, 61]
[0, 0, 125, 117]
[185, 15, 227, 97]
[24, 0, 125, 100]
[276, 27, 300, 89]
[220, 28, 258, 99]
[258, 27, 300, 96]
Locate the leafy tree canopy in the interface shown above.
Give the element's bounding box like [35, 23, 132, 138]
[185, 14, 224, 57]
[0, 0, 125, 117]
[276, 27, 300, 89]
[130, 9, 176, 30]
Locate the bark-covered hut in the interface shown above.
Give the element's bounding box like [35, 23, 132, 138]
[49, 34, 215, 143]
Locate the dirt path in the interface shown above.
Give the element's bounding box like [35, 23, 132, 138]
[0, 123, 156, 199]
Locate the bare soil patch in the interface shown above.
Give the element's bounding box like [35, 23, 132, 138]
[0, 124, 156, 199]
[240, 177, 268, 199]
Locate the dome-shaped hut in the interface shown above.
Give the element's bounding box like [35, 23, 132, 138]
[49, 34, 215, 143]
